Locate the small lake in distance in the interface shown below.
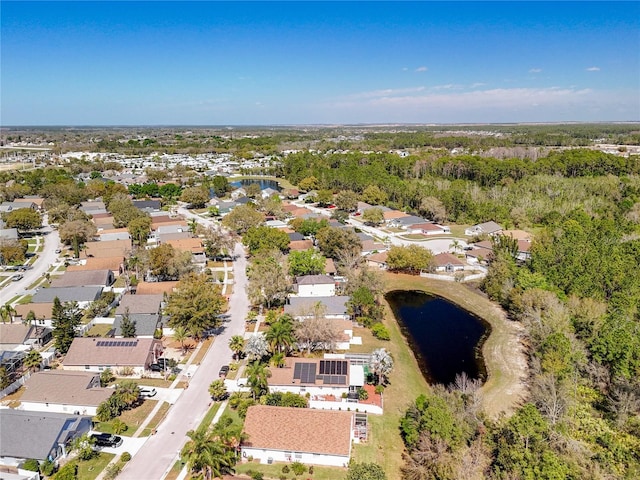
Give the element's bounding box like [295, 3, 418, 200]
[231, 179, 281, 191]
[385, 290, 489, 386]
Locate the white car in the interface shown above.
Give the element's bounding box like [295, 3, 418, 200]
[139, 387, 157, 398]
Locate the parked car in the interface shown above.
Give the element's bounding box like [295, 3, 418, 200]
[11, 274, 23, 281]
[91, 433, 123, 448]
[148, 363, 163, 372]
[139, 387, 157, 398]
[156, 358, 173, 369]
[219, 365, 230, 378]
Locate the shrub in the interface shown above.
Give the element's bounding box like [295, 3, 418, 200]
[41, 459, 57, 476]
[375, 384, 384, 395]
[308, 465, 314, 474]
[121, 452, 131, 462]
[250, 471, 264, 480]
[282, 465, 290, 473]
[291, 461, 306, 475]
[22, 459, 39, 472]
[52, 462, 77, 480]
[104, 463, 122, 480]
[358, 387, 369, 401]
[371, 323, 390, 341]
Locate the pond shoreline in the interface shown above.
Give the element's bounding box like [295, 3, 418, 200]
[383, 273, 528, 419]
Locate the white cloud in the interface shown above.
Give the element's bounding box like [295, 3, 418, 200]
[415, 66, 428, 72]
[586, 66, 601, 72]
[318, 86, 639, 123]
[529, 68, 542, 73]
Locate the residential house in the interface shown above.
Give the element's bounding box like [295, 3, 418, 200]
[288, 239, 314, 251]
[13, 303, 55, 327]
[50, 269, 114, 288]
[19, 370, 112, 416]
[388, 215, 428, 229]
[432, 252, 466, 272]
[293, 275, 336, 297]
[132, 199, 162, 212]
[31, 286, 103, 307]
[112, 313, 162, 338]
[14, 196, 45, 210]
[382, 208, 409, 223]
[287, 232, 305, 242]
[66, 256, 125, 276]
[134, 281, 178, 295]
[99, 231, 132, 242]
[0, 323, 52, 351]
[409, 222, 451, 235]
[82, 239, 132, 259]
[0, 410, 92, 465]
[366, 251, 388, 270]
[115, 294, 164, 315]
[0, 228, 19, 241]
[0, 202, 37, 214]
[325, 258, 337, 276]
[464, 221, 503, 237]
[241, 405, 355, 467]
[360, 239, 387, 256]
[285, 296, 350, 321]
[62, 337, 163, 376]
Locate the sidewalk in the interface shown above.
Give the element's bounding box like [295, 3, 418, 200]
[95, 341, 206, 480]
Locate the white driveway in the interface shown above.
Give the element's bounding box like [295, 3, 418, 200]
[90, 433, 148, 456]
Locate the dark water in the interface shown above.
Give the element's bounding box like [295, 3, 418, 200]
[231, 179, 281, 191]
[385, 290, 489, 386]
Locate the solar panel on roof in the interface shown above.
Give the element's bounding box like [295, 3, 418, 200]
[96, 341, 104, 347]
[319, 360, 348, 375]
[293, 363, 302, 380]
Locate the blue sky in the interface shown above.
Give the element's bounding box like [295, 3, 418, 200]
[2, 1, 638, 125]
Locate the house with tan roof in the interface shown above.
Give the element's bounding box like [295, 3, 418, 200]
[432, 252, 466, 272]
[241, 405, 355, 467]
[62, 337, 163, 376]
[19, 370, 112, 416]
[366, 251, 388, 270]
[82, 239, 132, 259]
[288, 239, 314, 251]
[66, 256, 125, 276]
[465, 221, 503, 237]
[0, 324, 52, 350]
[382, 209, 409, 222]
[135, 281, 178, 295]
[13, 303, 55, 327]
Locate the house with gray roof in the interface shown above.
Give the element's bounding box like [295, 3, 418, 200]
[465, 221, 503, 236]
[113, 313, 163, 338]
[115, 294, 164, 315]
[132, 199, 162, 212]
[50, 269, 114, 288]
[0, 202, 36, 213]
[31, 286, 103, 305]
[388, 214, 428, 229]
[0, 228, 19, 241]
[285, 296, 350, 320]
[0, 410, 92, 464]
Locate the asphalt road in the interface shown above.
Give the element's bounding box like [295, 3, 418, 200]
[119, 239, 249, 480]
[2, 216, 60, 303]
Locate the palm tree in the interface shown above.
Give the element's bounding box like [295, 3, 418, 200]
[265, 319, 295, 354]
[23, 349, 42, 372]
[228, 335, 245, 360]
[181, 427, 235, 480]
[371, 348, 394, 386]
[245, 361, 271, 400]
[173, 326, 190, 355]
[270, 352, 286, 368]
[450, 239, 461, 254]
[115, 380, 140, 407]
[0, 303, 16, 324]
[209, 379, 228, 401]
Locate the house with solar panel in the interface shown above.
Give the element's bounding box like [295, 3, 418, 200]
[268, 357, 364, 399]
[62, 337, 163, 377]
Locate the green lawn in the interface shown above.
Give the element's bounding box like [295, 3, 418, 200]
[75, 452, 116, 480]
[85, 324, 113, 337]
[94, 400, 158, 436]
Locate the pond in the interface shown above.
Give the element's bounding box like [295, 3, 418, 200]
[230, 179, 281, 191]
[385, 290, 489, 386]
